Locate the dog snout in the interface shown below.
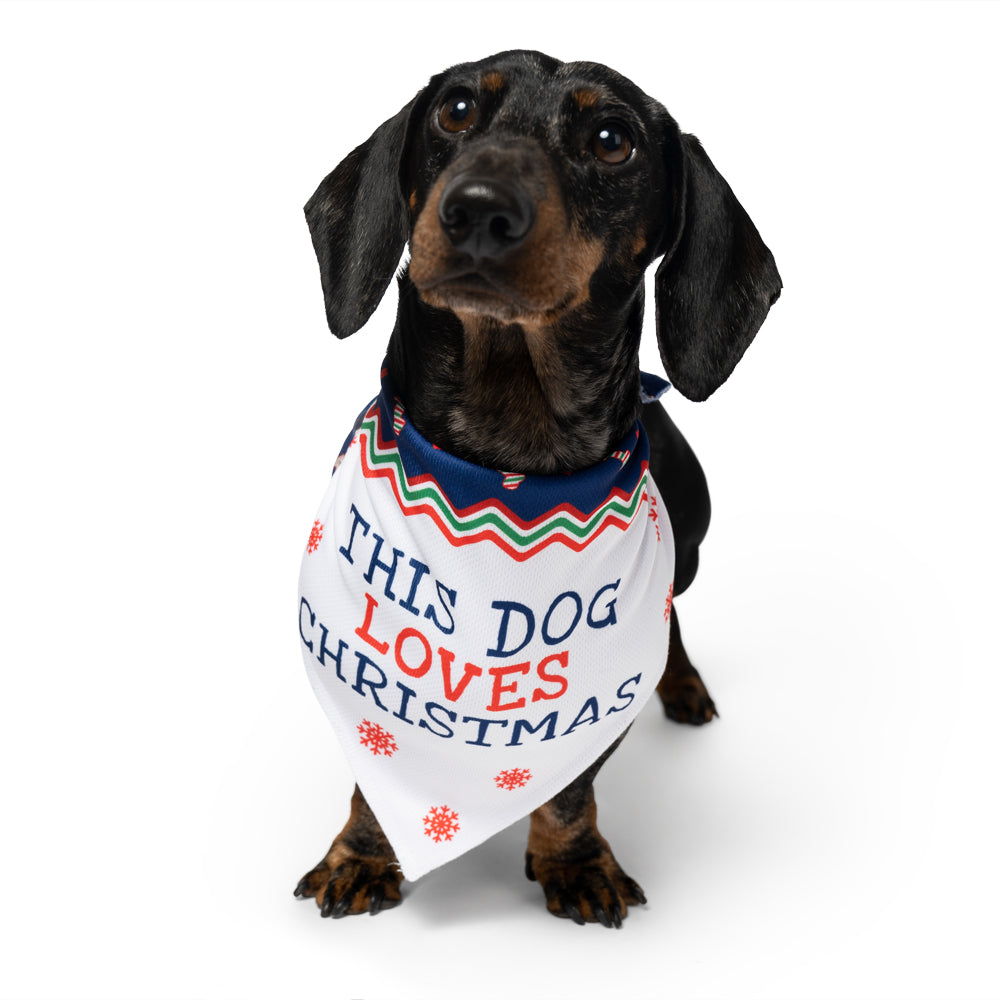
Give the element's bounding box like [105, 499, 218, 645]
[437, 175, 535, 261]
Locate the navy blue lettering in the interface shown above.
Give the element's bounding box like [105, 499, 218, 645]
[507, 711, 559, 746]
[587, 579, 621, 629]
[487, 601, 534, 657]
[363, 533, 404, 600]
[298, 597, 315, 652]
[351, 651, 389, 710]
[399, 558, 430, 616]
[541, 591, 583, 645]
[338, 504, 370, 563]
[462, 715, 510, 747]
[316, 627, 348, 682]
[425, 580, 457, 635]
[606, 673, 642, 714]
[393, 681, 417, 725]
[419, 701, 457, 738]
[562, 697, 601, 736]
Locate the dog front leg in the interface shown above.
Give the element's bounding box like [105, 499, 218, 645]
[656, 607, 718, 725]
[525, 742, 646, 927]
[294, 784, 403, 917]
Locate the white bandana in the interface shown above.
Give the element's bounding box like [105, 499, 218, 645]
[298, 366, 674, 881]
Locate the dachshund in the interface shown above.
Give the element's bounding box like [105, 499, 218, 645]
[294, 49, 781, 928]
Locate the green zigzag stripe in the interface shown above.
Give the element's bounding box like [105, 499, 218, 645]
[360, 413, 646, 549]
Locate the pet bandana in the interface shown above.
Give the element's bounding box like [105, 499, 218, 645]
[298, 366, 674, 881]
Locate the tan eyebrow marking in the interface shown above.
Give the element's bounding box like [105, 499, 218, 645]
[480, 71, 506, 93]
[573, 88, 601, 109]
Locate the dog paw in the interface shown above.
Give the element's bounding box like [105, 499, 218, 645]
[294, 851, 403, 918]
[525, 849, 646, 928]
[657, 666, 718, 725]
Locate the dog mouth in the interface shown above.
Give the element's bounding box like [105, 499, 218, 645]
[418, 268, 499, 296]
[413, 263, 562, 319]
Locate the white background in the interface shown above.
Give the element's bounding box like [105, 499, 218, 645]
[2, 2, 998, 998]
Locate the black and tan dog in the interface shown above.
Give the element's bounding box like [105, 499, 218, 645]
[294, 49, 781, 927]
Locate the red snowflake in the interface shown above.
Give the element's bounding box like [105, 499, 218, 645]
[357, 718, 397, 757]
[423, 805, 460, 843]
[647, 494, 661, 542]
[664, 582, 674, 622]
[494, 767, 532, 790]
[307, 520, 324, 553]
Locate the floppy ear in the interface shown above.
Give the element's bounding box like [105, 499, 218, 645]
[654, 133, 782, 401]
[304, 96, 422, 338]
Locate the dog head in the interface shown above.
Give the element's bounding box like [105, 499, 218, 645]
[305, 49, 781, 402]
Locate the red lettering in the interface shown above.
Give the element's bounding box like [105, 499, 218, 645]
[487, 661, 531, 712]
[438, 646, 483, 702]
[394, 627, 432, 678]
[532, 650, 569, 702]
[354, 592, 389, 654]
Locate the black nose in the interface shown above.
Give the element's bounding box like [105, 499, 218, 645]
[437, 175, 535, 260]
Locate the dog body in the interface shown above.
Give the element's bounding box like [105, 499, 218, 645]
[295, 50, 780, 926]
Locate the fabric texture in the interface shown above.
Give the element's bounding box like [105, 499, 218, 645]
[298, 367, 674, 881]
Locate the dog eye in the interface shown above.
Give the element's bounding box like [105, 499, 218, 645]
[591, 123, 634, 164]
[438, 94, 477, 134]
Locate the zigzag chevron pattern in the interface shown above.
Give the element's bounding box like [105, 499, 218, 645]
[356, 405, 649, 562]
